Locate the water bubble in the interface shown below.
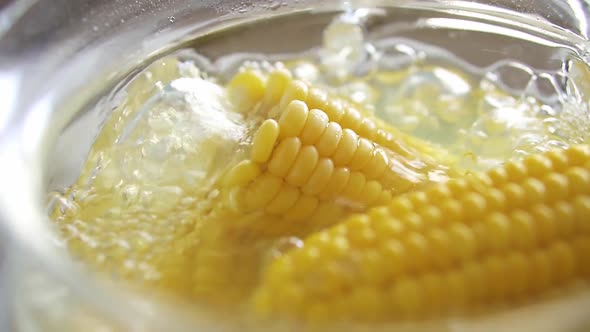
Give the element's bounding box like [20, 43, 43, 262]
[484, 60, 535, 96]
[321, 14, 366, 81]
[269, 0, 281, 10]
[524, 73, 564, 114]
[264, 237, 305, 265]
[374, 41, 418, 70]
[115, 75, 246, 189]
[292, 61, 319, 82]
[379, 66, 475, 138]
[168, 16, 176, 23]
[148, 186, 184, 213]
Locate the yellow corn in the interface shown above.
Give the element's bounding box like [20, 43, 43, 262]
[189, 66, 458, 304]
[253, 145, 590, 322]
[213, 67, 457, 229]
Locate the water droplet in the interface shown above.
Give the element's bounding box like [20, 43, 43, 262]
[168, 16, 176, 23]
[238, 8, 248, 13]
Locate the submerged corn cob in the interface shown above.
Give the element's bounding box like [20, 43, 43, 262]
[211, 67, 456, 228]
[189, 66, 457, 303]
[252, 145, 590, 322]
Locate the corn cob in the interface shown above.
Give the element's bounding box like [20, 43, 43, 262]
[252, 145, 590, 322]
[186, 65, 459, 306]
[188, 66, 458, 304]
[211, 66, 456, 228]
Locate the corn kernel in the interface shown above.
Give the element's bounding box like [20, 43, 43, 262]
[340, 107, 362, 132]
[279, 100, 309, 138]
[280, 80, 308, 109]
[285, 146, 319, 187]
[302, 158, 335, 195]
[251, 119, 280, 163]
[300, 109, 329, 145]
[332, 129, 359, 166]
[268, 137, 302, 177]
[223, 160, 261, 187]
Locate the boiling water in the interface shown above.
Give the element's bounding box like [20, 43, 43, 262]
[47, 5, 590, 331]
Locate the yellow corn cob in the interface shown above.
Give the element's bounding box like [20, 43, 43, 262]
[187, 66, 458, 303]
[211, 66, 456, 230]
[252, 145, 590, 322]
